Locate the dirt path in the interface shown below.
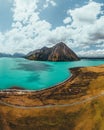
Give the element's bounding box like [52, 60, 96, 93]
[0, 92, 104, 109]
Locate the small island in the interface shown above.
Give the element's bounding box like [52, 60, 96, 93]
[26, 42, 80, 61]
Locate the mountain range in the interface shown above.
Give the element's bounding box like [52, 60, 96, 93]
[0, 53, 25, 58]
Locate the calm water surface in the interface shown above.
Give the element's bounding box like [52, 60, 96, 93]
[0, 58, 104, 90]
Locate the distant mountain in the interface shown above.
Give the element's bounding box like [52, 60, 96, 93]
[12, 53, 25, 58]
[80, 57, 104, 59]
[26, 42, 80, 61]
[0, 53, 25, 58]
[0, 53, 12, 57]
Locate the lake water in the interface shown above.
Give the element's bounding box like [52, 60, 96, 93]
[0, 58, 104, 90]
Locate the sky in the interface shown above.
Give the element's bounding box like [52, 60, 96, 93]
[0, 0, 104, 57]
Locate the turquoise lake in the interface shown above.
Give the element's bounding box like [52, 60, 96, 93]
[0, 58, 104, 90]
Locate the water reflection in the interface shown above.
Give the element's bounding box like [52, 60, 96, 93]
[15, 62, 52, 72]
[26, 73, 40, 82]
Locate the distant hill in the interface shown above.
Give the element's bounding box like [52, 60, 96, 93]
[0, 53, 12, 57]
[0, 53, 25, 58]
[12, 53, 25, 58]
[80, 57, 104, 59]
[26, 42, 80, 61]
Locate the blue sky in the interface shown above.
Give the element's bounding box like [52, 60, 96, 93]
[0, 0, 13, 31]
[0, 0, 104, 57]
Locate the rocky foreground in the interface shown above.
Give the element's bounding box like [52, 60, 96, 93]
[0, 65, 104, 130]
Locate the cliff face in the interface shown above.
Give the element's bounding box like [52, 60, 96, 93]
[26, 42, 80, 61]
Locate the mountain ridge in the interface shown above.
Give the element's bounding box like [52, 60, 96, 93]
[0, 52, 25, 58]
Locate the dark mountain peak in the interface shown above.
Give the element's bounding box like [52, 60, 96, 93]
[41, 46, 48, 49]
[55, 42, 66, 47]
[41, 46, 49, 51]
[53, 42, 72, 51]
[26, 42, 80, 61]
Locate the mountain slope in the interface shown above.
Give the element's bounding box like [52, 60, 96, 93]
[26, 42, 79, 61]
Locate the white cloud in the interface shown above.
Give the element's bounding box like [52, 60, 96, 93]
[89, 0, 93, 2]
[64, 1, 104, 56]
[63, 17, 72, 24]
[88, 16, 104, 41]
[50, 0, 56, 6]
[78, 49, 104, 57]
[67, 1, 103, 26]
[43, 0, 56, 9]
[12, 0, 39, 23]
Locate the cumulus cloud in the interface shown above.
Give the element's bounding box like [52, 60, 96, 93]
[12, 0, 39, 23]
[63, 17, 72, 24]
[64, 1, 104, 56]
[67, 1, 103, 25]
[78, 49, 104, 57]
[43, 0, 56, 9]
[88, 16, 104, 41]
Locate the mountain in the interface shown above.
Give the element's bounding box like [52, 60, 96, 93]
[26, 42, 80, 61]
[0, 53, 12, 57]
[80, 57, 104, 59]
[0, 52, 25, 58]
[12, 53, 25, 58]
